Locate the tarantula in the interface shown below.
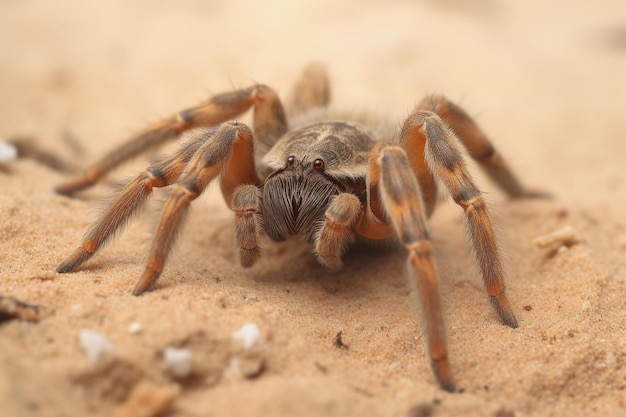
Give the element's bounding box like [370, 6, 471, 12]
[55, 64, 544, 391]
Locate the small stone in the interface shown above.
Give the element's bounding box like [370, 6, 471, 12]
[79, 329, 114, 364]
[128, 322, 142, 334]
[243, 293, 258, 302]
[227, 354, 265, 379]
[232, 323, 261, 349]
[581, 299, 591, 313]
[0, 141, 18, 164]
[163, 347, 193, 378]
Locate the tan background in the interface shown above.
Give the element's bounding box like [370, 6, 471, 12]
[1, 0, 625, 416]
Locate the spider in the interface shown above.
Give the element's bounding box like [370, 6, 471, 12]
[55, 64, 545, 392]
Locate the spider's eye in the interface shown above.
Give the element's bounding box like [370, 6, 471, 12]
[286, 156, 295, 167]
[313, 159, 325, 171]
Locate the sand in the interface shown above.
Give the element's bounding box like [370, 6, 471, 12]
[1, 1, 625, 416]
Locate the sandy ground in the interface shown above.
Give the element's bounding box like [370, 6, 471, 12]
[1, 1, 626, 416]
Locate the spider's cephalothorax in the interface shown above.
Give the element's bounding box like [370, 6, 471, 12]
[55, 64, 547, 392]
[260, 122, 373, 243]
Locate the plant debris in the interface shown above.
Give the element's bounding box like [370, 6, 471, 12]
[0, 295, 43, 324]
[532, 225, 580, 254]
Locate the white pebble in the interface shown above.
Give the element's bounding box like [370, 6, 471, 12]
[0, 141, 18, 164]
[581, 299, 591, 313]
[79, 329, 113, 364]
[232, 323, 261, 349]
[532, 225, 579, 250]
[128, 322, 143, 334]
[243, 293, 257, 302]
[163, 347, 193, 378]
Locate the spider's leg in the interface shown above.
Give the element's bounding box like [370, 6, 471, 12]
[313, 193, 361, 269]
[401, 111, 519, 329]
[232, 184, 263, 267]
[133, 122, 256, 295]
[418, 95, 549, 199]
[288, 62, 331, 115]
[56, 133, 207, 273]
[362, 142, 454, 392]
[55, 85, 286, 196]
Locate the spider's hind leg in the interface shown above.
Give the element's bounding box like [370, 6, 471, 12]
[288, 63, 331, 115]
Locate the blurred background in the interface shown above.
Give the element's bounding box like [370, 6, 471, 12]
[1, 0, 624, 203]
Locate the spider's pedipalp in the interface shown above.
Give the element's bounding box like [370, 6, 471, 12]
[314, 192, 361, 270]
[232, 184, 263, 267]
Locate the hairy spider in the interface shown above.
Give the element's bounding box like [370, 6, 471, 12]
[55, 64, 545, 392]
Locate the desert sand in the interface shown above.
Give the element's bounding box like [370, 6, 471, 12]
[1, 1, 625, 416]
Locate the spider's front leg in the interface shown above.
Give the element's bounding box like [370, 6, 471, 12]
[132, 122, 257, 295]
[55, 84, 286, 196]
[56, 133, 207, 273]
[57, 122, 258, 292]
[356, 143, 455, 392]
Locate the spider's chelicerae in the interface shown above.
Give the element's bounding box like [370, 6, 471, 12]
[55, 64, 545, 392]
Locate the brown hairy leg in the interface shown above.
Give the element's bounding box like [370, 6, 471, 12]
[133, 122, 256, 295]
[401, 110, 519, 328]
[368, 142, 455, 392]
[56, 134, 207, 273]
[55, 85, 286, 196]
[418, 94, 548, 199]
[288, 62, 331, 114]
